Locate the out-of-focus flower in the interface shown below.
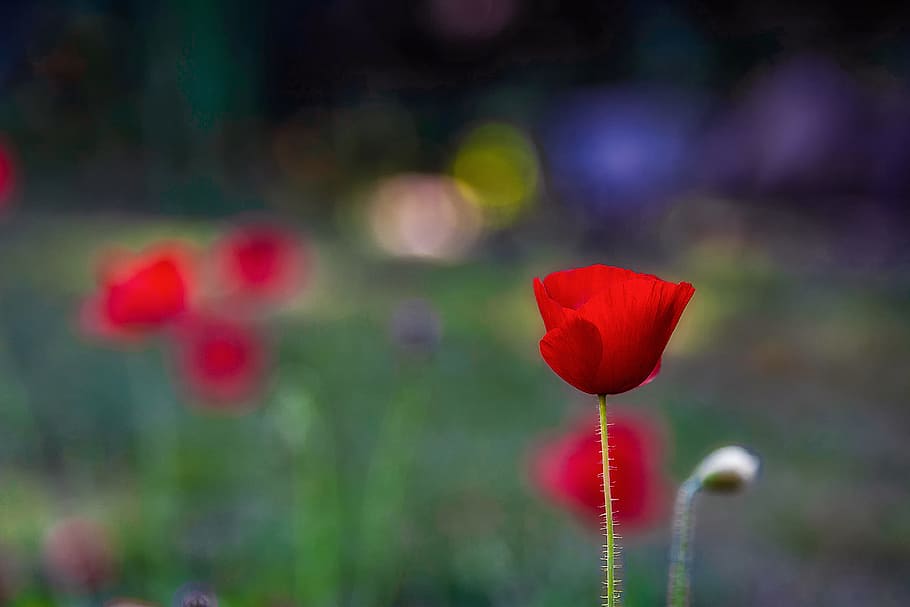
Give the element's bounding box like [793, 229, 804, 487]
[82, 244, 195, 339]
[212, 223, 309, 305]
[388, 298, 443, 357]
[0, 138, 17, 211]
[543, 88, 701, 217]
[533, 265, 694, 395]
[529, 409, 670, 530]
[700, 55, 867, 196]
[451, 123, 539, 227]
[171, 313, 268, 409]
[42, 517, 115, 593]
[368, 173, 483, 262]
[173, 582, 218, 607]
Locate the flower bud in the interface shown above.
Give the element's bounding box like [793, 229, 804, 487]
[692, 446, 760, 493]
[388, 298, 442, 357]
[42, 517, 115, 593]
[173, 582, 218, 607]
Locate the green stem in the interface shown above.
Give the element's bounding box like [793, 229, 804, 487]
[598, 394, 617, 607]
[667, 478, 700, 607]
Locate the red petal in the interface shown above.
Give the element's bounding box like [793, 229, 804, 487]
[577, 278, 694, 394]
[638, 358, 662, 387]
[539, 316, 603, 394]
[542, 265, 652, 310]
[533, 277, 572, 331]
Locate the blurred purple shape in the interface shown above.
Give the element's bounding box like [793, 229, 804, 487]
[173, 582, 218, 607]
[422, 0, 519, 42]
[700, 55, 871, 196]
[388, 298, 442, 357]
[543, 87, 703, 217]
[867, 90, 910, 196]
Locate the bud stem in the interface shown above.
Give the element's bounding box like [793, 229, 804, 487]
[666, 478, 700, 607]
[598, 394, 618, 607]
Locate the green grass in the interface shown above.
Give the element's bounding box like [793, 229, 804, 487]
[0, 217, 908, 606]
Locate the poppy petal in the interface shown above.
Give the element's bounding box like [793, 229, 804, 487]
[542, 265, 653, 310]
[639, 358, 661, 387]
[534, 277, 572, 331]
[539, 316, 603, 394]
[577, 279, 694, 394]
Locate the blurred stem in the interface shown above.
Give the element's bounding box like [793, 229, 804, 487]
[666, 478, 700, 607]
[356, 370, 426, 607]
[125, 353, 178, 590]
[598, 394, 617, 607]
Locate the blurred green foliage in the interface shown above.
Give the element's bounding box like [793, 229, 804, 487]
[0, 218, 908, 606]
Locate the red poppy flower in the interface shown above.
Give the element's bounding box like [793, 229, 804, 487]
[212, 224, 308, 304]
[82, 245, 194, 339]
[529, 409, 670, 531]
[171, 313, 268, 409]
[533, 265, 694, 395]
[42, 517, 115, 593]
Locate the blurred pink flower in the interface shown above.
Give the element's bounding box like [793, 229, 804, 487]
[43, 517, 115, 593]
[529, 408, 671, 532]
[171, 313, 269, 410]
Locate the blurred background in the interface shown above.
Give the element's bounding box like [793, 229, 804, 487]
[1, 1, 909, 606]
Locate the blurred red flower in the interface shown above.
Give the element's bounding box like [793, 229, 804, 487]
[171, 313, 268, 408]
[0, 140, 16, 210]
[82, 245, 194, 339]
[533, 265, 694, 395]
[42, 517, 115, 593]
[212, 224, 308, 304]
[529, 409, 670, 531]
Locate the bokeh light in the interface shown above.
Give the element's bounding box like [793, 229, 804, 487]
[42, 517, 115, 593]
[421, 0, 519, 42]
[368, 173, 483, 261]
[451, 123, 539, 227]
[543, 87, 701, 217]
[700, 55, 868, 195]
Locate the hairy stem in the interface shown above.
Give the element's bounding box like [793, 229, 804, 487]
[667, 478, 700, 607]
[598, 394, 617, 607]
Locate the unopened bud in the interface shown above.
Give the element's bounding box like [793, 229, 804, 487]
[173, 582, 217, 607]
[692, 446, 760, 493]
[388, 298, 442, 356]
